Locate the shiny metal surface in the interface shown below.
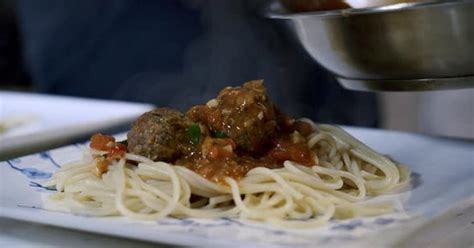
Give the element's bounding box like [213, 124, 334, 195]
[338, 75, 474, 91]
[267, 0, 474, 91]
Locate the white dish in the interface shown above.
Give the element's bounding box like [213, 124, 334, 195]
[0, 127, 473, 247]
[0, 91, 154, 159]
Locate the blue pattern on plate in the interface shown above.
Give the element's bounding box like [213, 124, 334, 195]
[374, 218, 395, 225]
[6, 160, 52, 179]
[39, 151, 61, 168]
[160, 218, 295, 240]
[221, 217, 289, 236]
[158, 219, 231, 228]
[10, 158, 21, 163]
[29, 181, 56, 191]
[331, 220, 364, 231]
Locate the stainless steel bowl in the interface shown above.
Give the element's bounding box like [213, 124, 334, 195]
[267, 0, 474, 91]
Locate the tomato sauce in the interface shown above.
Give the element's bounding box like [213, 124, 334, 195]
[90, 133, 127, 176]
[175, 123, 316, 184]
[90, 82, 319, 182]
[90, 121, 316, 182]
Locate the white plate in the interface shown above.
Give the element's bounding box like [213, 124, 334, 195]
[0, 127, 473, 247]
[0, 91, 154, 159]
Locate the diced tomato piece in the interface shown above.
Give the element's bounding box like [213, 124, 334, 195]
[108, 143, 127, 159]
[226, 139, 237, 150]
[207, 146, 220, 160]
[90, 133, 115, 151]
[288, 146, 314, 166]
[218, 147, 234, 159]
[268, 140, 315, 166]
[268, 149, 291, 163]
[94, 156, 110, 177]
[207, 145, 233, 160]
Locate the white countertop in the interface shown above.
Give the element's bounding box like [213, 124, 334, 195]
[0, 218, 171, 248]
[1, 202, 473, 248]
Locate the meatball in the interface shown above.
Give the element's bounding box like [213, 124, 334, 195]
[187, 80, 278, 155]
[127, 108, 192, 162]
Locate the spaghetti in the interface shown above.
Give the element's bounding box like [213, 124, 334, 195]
[44, 122, 410, 228]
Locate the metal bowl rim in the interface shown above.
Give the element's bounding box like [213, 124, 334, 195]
[337, 75, 474, 91]
[266, 0, 474, 19]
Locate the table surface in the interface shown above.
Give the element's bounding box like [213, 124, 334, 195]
[0, 218, 171, 248]
[1, 203, 473, 247]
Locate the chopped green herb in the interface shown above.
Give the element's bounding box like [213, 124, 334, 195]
[186, 123, 201, 145]
[214, 131, 228, 139]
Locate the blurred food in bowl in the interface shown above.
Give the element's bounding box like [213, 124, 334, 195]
[268, 0, 474, 91]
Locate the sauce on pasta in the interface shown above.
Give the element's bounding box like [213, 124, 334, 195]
[91, 81, 317, 183]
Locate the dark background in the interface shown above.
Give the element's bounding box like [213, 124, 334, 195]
[0, 0, 29, 89]
[1, 0, 379, 127]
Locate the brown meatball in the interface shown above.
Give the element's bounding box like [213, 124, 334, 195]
[127, 108, 192, 162]
[187, 80, 278, 155]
